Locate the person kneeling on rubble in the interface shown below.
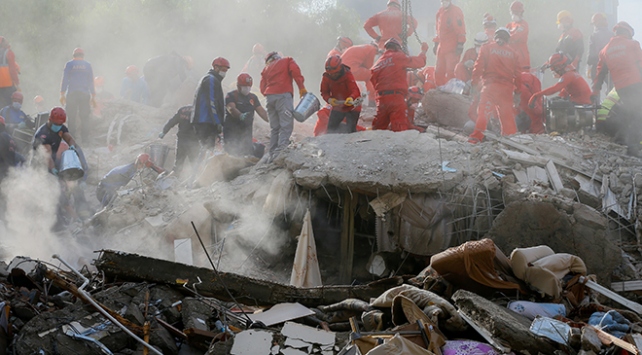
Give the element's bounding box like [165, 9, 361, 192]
[529, 53, 591, 108]
[96, 153, 164, 207]
[320, 55, 362, 134]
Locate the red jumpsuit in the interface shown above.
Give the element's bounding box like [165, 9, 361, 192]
[454, 48, 477, 82]
[507, 19, 530, 70]
[364, 5, 418, 50]
[517, 72, 544, 133]
[557, 27, 584, 71]
[421, 66, 437, 92]
[594, 35, 642, 92]
[469, 42, 521, 141]
[342, 44, 378, 103]
[320, 66, 362, 133]
[371, 50, 426, 131]
[434, 5, 466, 86]
[532, 70, 591, 105]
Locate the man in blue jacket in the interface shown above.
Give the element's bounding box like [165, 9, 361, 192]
[60, 47, 95, 144]
[191, 57, 229, 149]
[96, 153, 164, 207]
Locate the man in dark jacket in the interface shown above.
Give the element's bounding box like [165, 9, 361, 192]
[191, 57, 229, 149]
[587, 13, 612, 84]
[159, 105, 198, 174]
[0, 116, 22, 182]
[224, 73, 268, 158]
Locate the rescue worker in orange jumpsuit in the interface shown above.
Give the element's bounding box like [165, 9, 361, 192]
[341, 43, 380, 107]
[364, 0, 418, 50]
[434, 0, 467, 86]
[469, 28, 521, 143]
[320, 55, 361, 134]
[516, 72, 544, 133]
[371, 38, 428, 132]
[592, 22, 642, 157]
[587, 13, 612, 82]
[406, 86, 425, 132]
[483, 14, 497, 43]
[455, 32, 488, 84]
[328, 37, 353, 58]
[556, 11, 584, 72]
[506, 1, 530, 70]
[529, 53, 591, 107]
[0, 37, 20, 109]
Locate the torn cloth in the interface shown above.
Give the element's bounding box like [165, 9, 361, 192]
[290, 209, 322, 287]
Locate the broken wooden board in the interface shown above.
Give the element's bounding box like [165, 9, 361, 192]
[580, 276, 642, 314]
[591, 325, 639, 354]
[95, 250, 403, 307]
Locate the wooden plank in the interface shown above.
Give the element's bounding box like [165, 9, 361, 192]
[545, 160, 564, 193]
[611, 280, 642, 292]
[581, 277, 642, 314]
[592, 325, 639, 354]
[340, 191, 357, 284]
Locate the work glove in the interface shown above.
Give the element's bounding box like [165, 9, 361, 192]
[420, 42, 429, 53]
[60, 94, 66, 106]
[329, 98, 339, 107]
[433, 43, 439, 55]
[158, 132, 165, 139]
[344, 97, 355, 107]
[455, 43, 464, 56]
[240, 112, 252, 121]
[299, 88, 308, 98]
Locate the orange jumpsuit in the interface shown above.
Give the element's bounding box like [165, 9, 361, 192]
[420, 66, 437, 92]
[507, 19, 530, 70]
[364, 5, 418, 50]
[557, 27, 584, 71]
[532, 71, 591, 105]
[517, 72, 544, 134]
[341, 44, 379, 103]
[371, 50, 426, 131]
[433, 5, 466, 86]
[469, 42, 521, 141]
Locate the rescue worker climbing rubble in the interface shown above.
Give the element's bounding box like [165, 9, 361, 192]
[341, 42, 380, 107]
[371, 38, 428, 132]
[469, 28, 521, 143]
[529, 53, 592, 108]
[320, 55, 361, 134]
[191, 57, 229, 150]
[587, 13, 613, 83]
[96, 153, 164, 208]
[433, 0, 466, 86]
[506, 1, 530, 70]
[328, 37, 353, 58]
[0, 37, 20, 109]
[60, 48, 95, 145]
[556, 11, 584, 72]
[159, 105, 199, 175]
[592, 21, 642, 157]
[224, 73, 268, 158]
[364, 0, 418, 50]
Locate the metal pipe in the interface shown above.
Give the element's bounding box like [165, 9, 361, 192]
[52, 254, 162, 355]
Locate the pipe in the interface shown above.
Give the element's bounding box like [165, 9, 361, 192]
[52, 255, 162, 355]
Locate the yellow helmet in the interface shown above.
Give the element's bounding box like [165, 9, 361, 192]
[557, 10, 573, 25]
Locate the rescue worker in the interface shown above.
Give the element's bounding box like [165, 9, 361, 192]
[529, 53, 591, 107]
[516, 71, 544, 134]
[260, 51, 306, 160]
[483, 14, 497, 43]
[0, 37, 20, 109]
[242, 43, 267, 85]
[341, 42, 379, 107]
[32, 107, 78, 175]
[506, 1, 530, 70]
[191, 57, 230, 149]
[328, 37, 353, 58]
[93, 76, 114, 119]
[96, 153, 164, 207]
[595, 88, 621, 138]
[320, 55, 361, 134]
[60, 47, 95, 145]
[364, 0, 418, 50]
[0, 91, 33, 134]
[371, 38, 429, 132]
[143, 52, 190, 107]
[556, 11, 584, 72]
[159, 105, 199, 175]
[433, 0, 467, 86]
[0, 116, 22, 183]
[120, 65, 150, 104]
[587, 13, 613, 82]
[454, 32, 488, 84]
[592, 21, 642, 157]
[469, 28, 521, 143]
[224, 73, 269, 157]
[420, 66, 437, 92]
[406, 86, 425, 132]
[33, 95, 47, 114]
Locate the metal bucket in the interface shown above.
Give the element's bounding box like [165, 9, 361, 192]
[293, 92, 320, 122]
[59, 150, 85, 181]
[148, 143, 169, 168]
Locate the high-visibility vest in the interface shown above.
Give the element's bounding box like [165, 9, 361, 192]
[0, 48, 12, 88]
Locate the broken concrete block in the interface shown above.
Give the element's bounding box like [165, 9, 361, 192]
[293, 169, 327, 189]
[124, 301, 145, 326]
[452, 289, 557, 354]
[281, 321, 335, 353]
[181, 298, 212, 332]
[581, 326, 602, 353]
[230, 329, 274, 355]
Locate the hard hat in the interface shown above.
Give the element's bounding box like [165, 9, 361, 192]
[384, 38, 402, 50]
[211, 57, 230, 69]
[11, 91, 23, 103]
[237, 73, 253, 87]
[591, 13, 608, 27]
[265, 51, 280, 63]
[510, 1, 524, 14]
[408, 86, 424, 101]
[136, 153, 151, 167]
[614, 21, 635, 37]
[557, 10, 573, 25]
[0, 116, 5, 126]
[252, 43, 265, 55]
[547, 52, 570, 72]
[494, 27, 511, 41]
[94, 76, 104, 87]
[125, 65, 139, 76]
[33, 95, 44, 104]
[49, 107, 67, 125]
[338, 36, 353, 48]
[325, 55, 343, 75]
[387, 0, 400, 7]
[73, 47, 84, 57]
[483, 14, 497, 28]
[474, 32, 489, 46]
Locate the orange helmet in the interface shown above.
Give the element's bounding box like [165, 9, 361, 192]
[408, 86, 424, 101]
[591, 13, 608, 28]
[548, 53, 570, 72]
[11, 91, 23, 103]
[252, 43, 265, 55]
[510, 1, 524, 14]
[237, 73, 253, 87]
[125, 65, 139, 76]
[94, 76, 104, 87]
[73, 47, 84, 57]
[325, 55, 342, 74]
[211, 57, 230, 69]
[49, 107, 67, 125]
[33, 95, 44, 104]
[337, 36, 353, 48]
[136, 153, 152, 167]
[614, 21, 635, 38]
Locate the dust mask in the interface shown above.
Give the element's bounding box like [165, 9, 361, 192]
[12, 102, 21, 110]
[558, 23, 565, 31]
[511, 14, 521, 22]
[218, 71, 227, 79]
[240, 86, 251, 95]
[51, 124, 63, 132]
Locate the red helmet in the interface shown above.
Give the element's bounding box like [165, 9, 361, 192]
[591, 13, 608, 28]
[337, 36, 353, 48]
[73, 47, 84, 57]
[252, 43, 265, 55]
[614, 21, 635, 38]
[211, 57, 230, 69]
[237, 73, 253, 87]
[510, 1, 524, 14]
[49, 107, 67, 125]
[11, 91, 23, 103]
[408, 86, 424, 101]
[125, 65, 139, 76]
[384, 38, 402, 50]
[483, 13, 496, 28]
[548, 53, 570, 72]
[136, 153, 152, 167]
[0, 116, 5, 126]
[33, 95, 44, 104]
[325, 55, 342, 74]
[94, 76, 104, 87]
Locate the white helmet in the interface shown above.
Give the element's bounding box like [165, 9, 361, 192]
[474, 32, 489, 46]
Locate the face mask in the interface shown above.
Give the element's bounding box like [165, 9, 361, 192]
[558, 23, 565, 31]
[240, 86, 251, 95]
[511, 14, 521, 22]
[12, 102, 21, 110]
[51, 124, 63, 132]
[218, 71, 227, 79]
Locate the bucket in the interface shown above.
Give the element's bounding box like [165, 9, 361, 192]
[148, 143, 169, 168]
[59, 150, 85, 181]
[293, 92, 320, 122]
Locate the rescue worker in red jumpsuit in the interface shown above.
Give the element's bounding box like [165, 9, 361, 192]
[469, 28, 521, 143]
[592, 22, 642, 157]
[556, 11, 584, 72]
[455, 32, 488, 84]
[506, 1, 530, 70]
[483, 14, 497, 43]
[420, 66, 437, 92]
[341, 43, 380, 107]
[433, 0, 466, 86]
[406, 86, 425, 132]
[320, 55, 361, 134]
[328, 37, 353, 58]
[364, 0, 418, 50]
[516, 71, 544, 134]
[529, 53, 591, 107]
[371, 38, 428, 132]
[587, 13, 612, 82]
